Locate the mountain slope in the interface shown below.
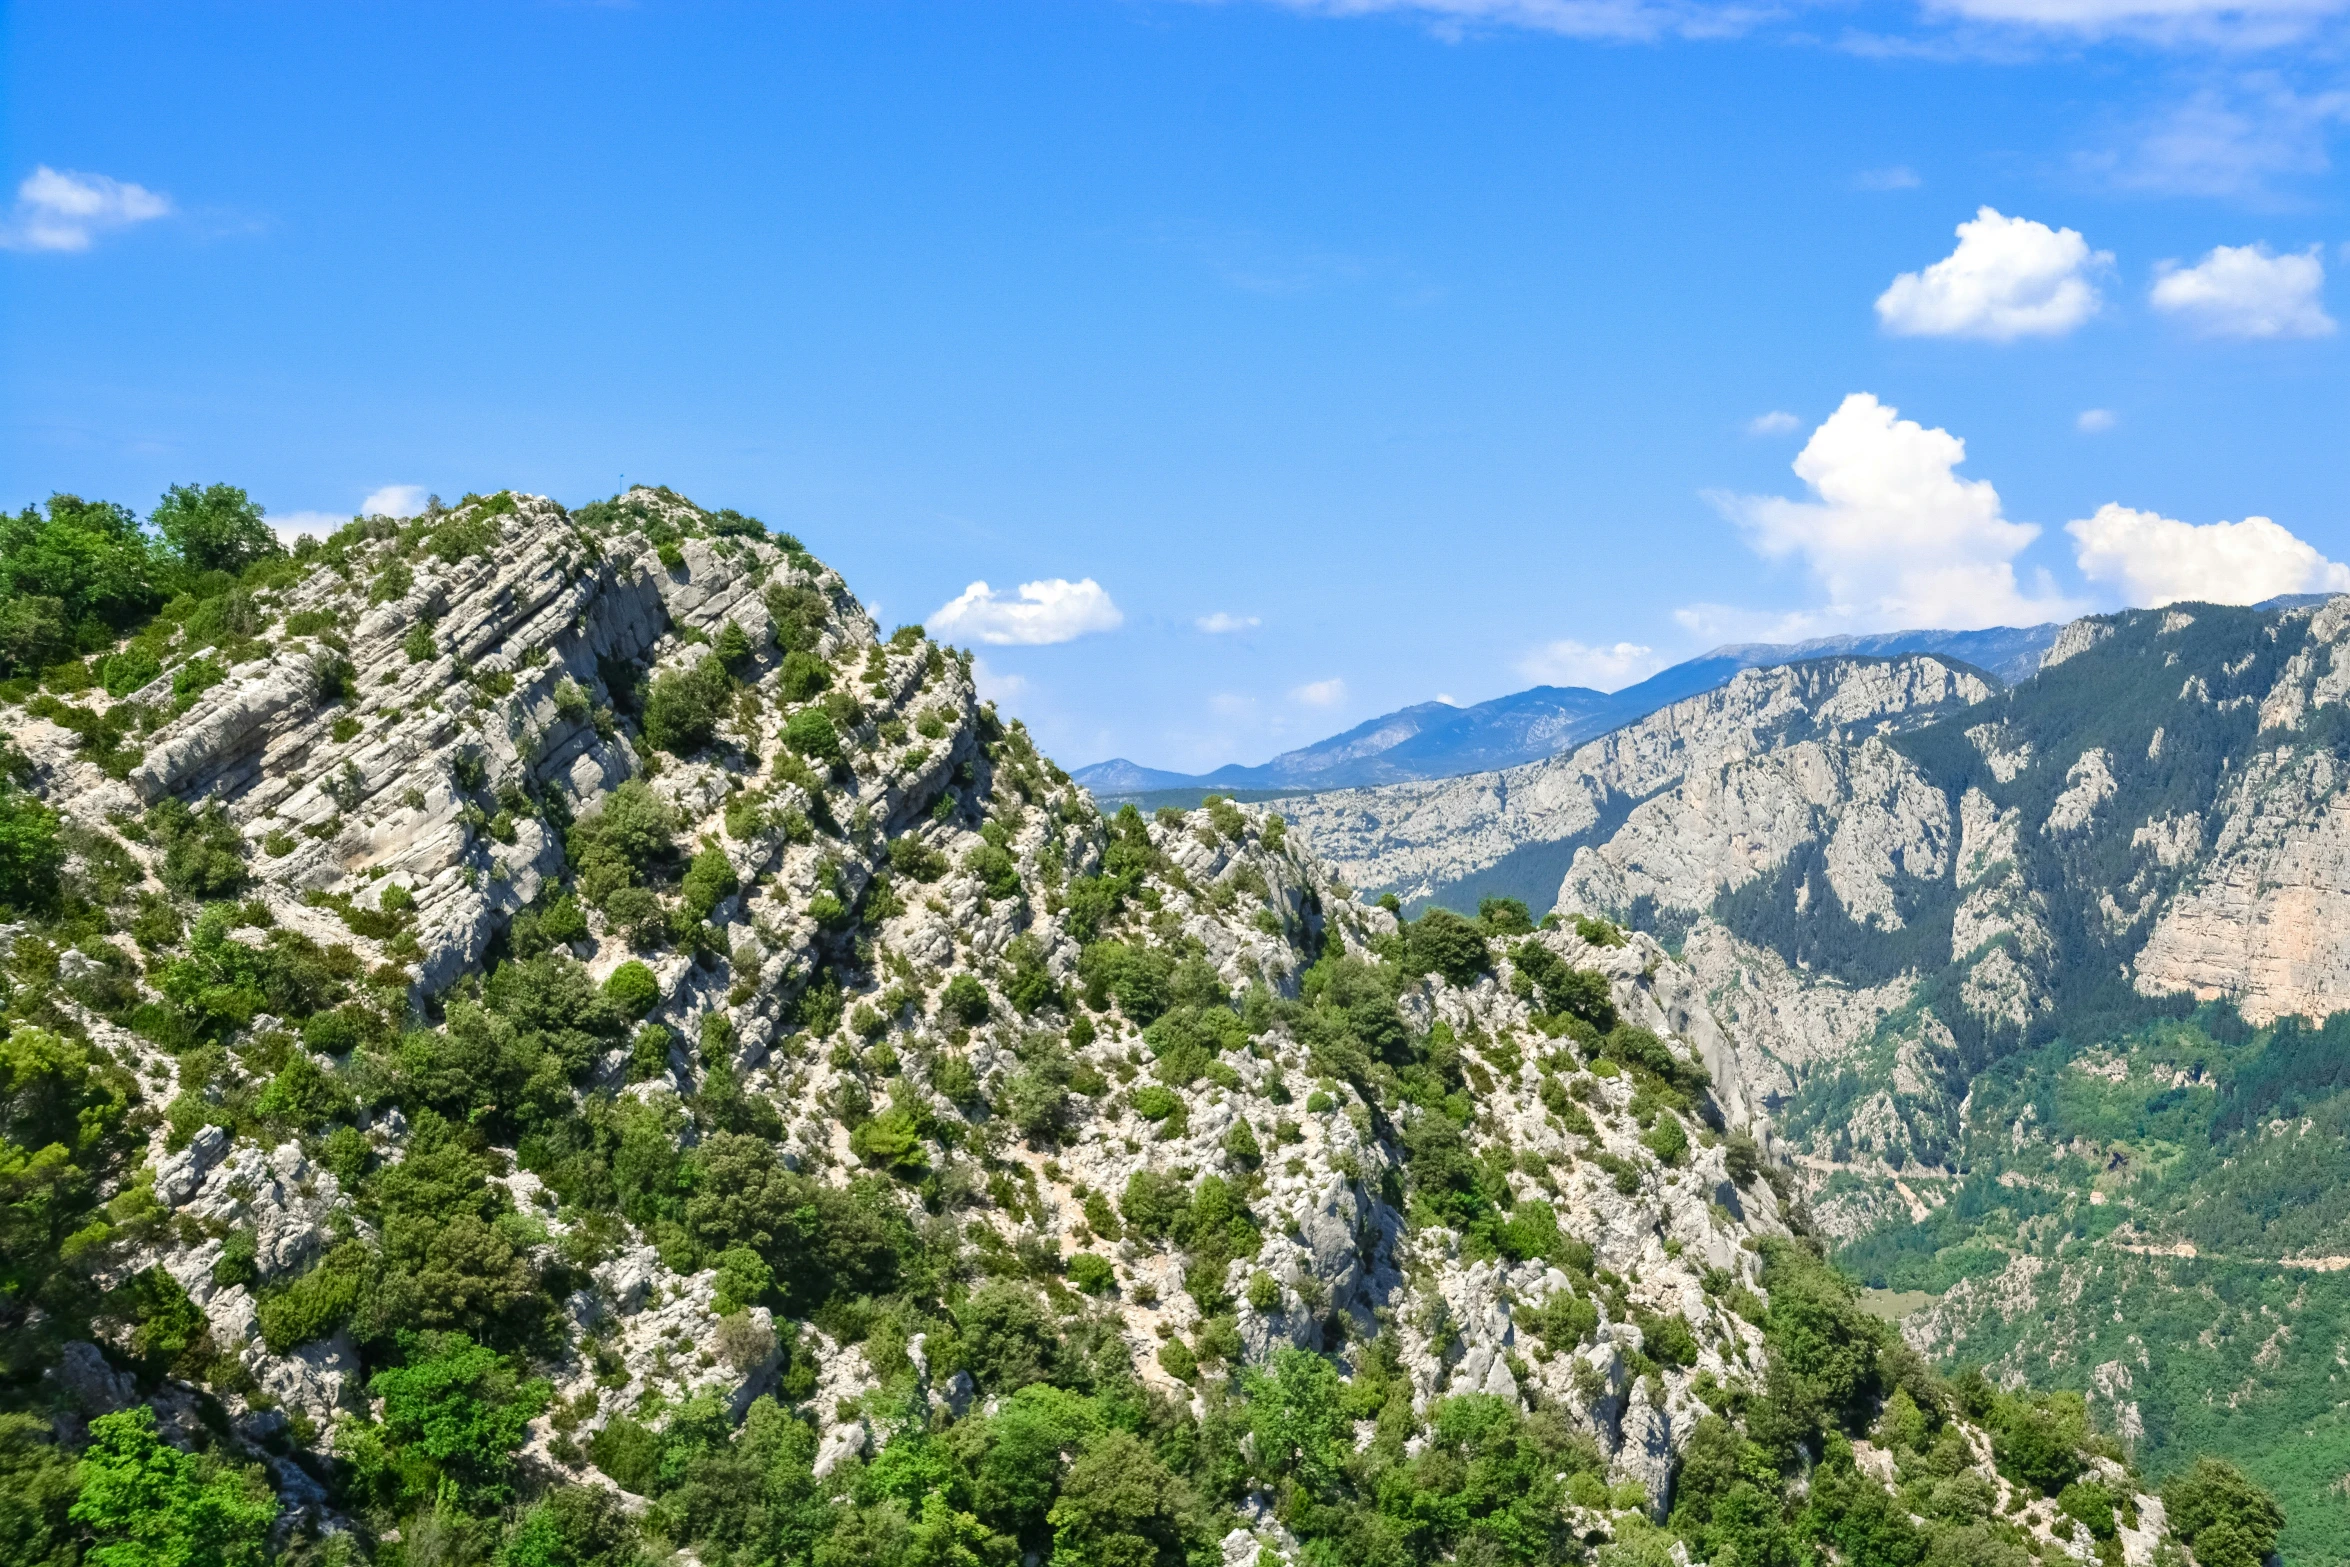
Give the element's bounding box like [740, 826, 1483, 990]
[1316, 594, 2350, 1563]
[1076, 622, 2062, 800]
[0, 487, 2213, 1567]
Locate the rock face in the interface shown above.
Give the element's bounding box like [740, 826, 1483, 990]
[1283, 655, 1995, 914]
[5, 491, 2197, 1561]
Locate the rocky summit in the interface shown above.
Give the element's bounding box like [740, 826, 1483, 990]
[0, 487, 2269, 1567]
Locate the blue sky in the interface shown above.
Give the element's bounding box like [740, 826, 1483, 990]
[4, 1, 2346, 773]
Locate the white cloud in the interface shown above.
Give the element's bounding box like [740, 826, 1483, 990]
[1245, 0, 1770, 44]
[927, 577, 1123, 646]
[1855, 166, 1922, 190]
[2083, 84, 2350, 199]
[1746, 411, 1801, 435]
[971, 657, 1030, 703]
[266, 510, 347, 544]
[1195, 611, 1261, 634]
[2077, 408, 2118, 432]
[2150, 243, 2334, 338]
[1705, 392, 2086, 629]
[1, 165, 171, 252]
[2068, 504, 2350, 606]
[362, 484, 429, 518]
[1291, 678, 1347, 707]
[1922, 0, 2350, 44]
[1875, 207, 2110, 341]
[1515, 639, 1662, 690]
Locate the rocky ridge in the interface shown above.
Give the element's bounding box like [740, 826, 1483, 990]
[1, 491, 2200, 1567]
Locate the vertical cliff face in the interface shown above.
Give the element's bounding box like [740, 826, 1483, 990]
[20, 488, 2170, 1567]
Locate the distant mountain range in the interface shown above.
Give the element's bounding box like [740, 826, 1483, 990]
[1072, 622, 2064, 799]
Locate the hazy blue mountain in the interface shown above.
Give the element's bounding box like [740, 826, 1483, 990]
[1075, 621, 2064, 800]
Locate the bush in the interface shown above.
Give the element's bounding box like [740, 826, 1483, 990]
[69, 1406, 278, 1566]
[146, 796, 247, 899]
[642, 656, 733, 755]
[1406, 907, 1491, 987]
[100, 647, 161, 697]
[784, 707, 843, 766]
[889, 836, 949, 882]
[680, 843, 741, 920]
[0, 788, 64, 913]
[1069, 1253, 1115, 1294]
[603, 961, 662, 1018]
[940, 974, 990, 1026]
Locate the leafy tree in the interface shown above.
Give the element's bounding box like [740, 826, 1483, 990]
[70, 1405, 278, 1567]
[2161, 1458, 2284, 1567]
[1047, 1428, 1199, 1567]
[0, 494, 168, 657]
[151, 482, 279, 576]
[681, 842, 741, 920]
[0, 1411, 80, 1567]
[0, 787, 65, 913]
[605, 961, 663, 1018]
[367, 1331, 551, 1508]
[786, 707, 844, 767]
[1405, 907, 1491, 987]
[940, 974, 990, 1026]
[499, 1484, 640, 1567]
[145, 798, 247, 900]
[643, 655, 734, 755]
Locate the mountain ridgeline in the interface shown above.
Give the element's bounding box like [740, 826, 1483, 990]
[0, 484, 2254, 1567]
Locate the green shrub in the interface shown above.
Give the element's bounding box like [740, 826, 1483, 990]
[145, 796, 247, 899]
[153, 482, 279, 575]
[100, 647, 161, 697]
[0, 787, 65, 913]
[641, 655, 733, 755]
[1406, 907, 1492, 987]
[784, 707, 843, 766]
[1069, 1253, 1115, 1295]
[603, 961, 662, 1018]
[680, 843, 740, 920]
[404, 622, 436, 663]
[2162, 1458, 2285, 1567]
[940, 973, 990, 1025]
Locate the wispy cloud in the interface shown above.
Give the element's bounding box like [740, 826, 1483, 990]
[1746, 411, 1801, 435]
[2079, 79, 2350, 199]
[1195, 611, 1262, 634]
[2077, 408, 2118, 432]
[1, 165, 172, 252]
[363, 484, 429, 518]
[1515, 639, 1662, 690]
[1291, 677, 1347, 707]
[1243, 0, 1778, 44]
[928, 577, 1124, 646]
[1855, 165, 1923, 190]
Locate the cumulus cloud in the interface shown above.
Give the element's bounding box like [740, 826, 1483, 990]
[1195, 611, 1261, 634]
[1706, 392, 2084, 629]
[927, 577, 1123, 646]
[1291, 678, 1347, 707]
[363, 484, 429, 518]
[1746, 411, 1801, 435]
[2077, 408, 2118, 432]
[1515, 640, 1662, 690]
[1875, 208, 2110, 341]
[2150, 243, 2334, 338]
[1, 166, 171, 252]
[2070, 505, 2350, 606]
